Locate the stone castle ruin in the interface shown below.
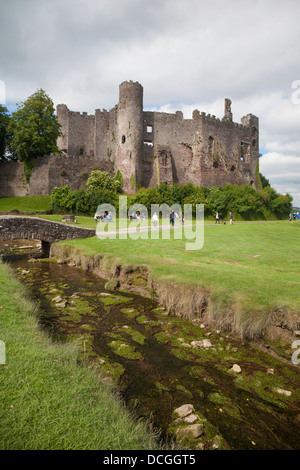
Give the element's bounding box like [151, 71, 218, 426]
[56, 80, 259, 193]
[0, 81, 259, 196]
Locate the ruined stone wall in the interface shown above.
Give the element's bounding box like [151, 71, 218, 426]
[60, 109, 95, 157]
[0, 161, 28, 196]
[141, 106, 259, 190]
[57, 103, 118, 164]
[0, 81, 259, 197]
[0, 154, 114, 198]
[55, 81, 259, 192]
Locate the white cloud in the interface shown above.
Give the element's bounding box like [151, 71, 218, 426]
[1, 0, 300, 204]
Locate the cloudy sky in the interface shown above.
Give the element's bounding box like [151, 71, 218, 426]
[1, 0, 300, 206]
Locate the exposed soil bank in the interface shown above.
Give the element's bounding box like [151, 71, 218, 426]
[50, 244, 300, 361]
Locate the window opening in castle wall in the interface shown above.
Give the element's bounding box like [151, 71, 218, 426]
[208, 136, 215, 154]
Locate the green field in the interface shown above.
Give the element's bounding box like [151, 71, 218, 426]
[0, 195, 52, 213]
[54, 220, 300, 340]
[0, 195, 299, 340]
[0, 262, 164, 450]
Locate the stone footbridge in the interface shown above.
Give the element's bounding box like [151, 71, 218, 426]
[0, 216, 96, 256]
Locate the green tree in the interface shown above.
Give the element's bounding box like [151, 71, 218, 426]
[86, 170, 122, 193]
[9, 89, 61, 163]
[259, 173, 271, 188]
[0, 105, 12, 161]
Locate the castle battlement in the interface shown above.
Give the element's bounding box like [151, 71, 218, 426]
[56, 81, 259, 193]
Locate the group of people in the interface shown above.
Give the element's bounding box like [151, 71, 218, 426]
[94, 209, 299, 226]
[215, 211, 234, 224]
[289, 211, 300, 222]
[151, 210, 184, 228]
[129, 211, 146, 222]
[94, 211, 113, 222]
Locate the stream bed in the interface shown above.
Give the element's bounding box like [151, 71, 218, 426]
[1, 239, 300, 450]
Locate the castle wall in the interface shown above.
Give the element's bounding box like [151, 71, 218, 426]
[94, 109, 110, 160]
[0, 161, 28, 197]
[141, 107, 259, 190]
[0, 154, 114, 198]
[55, 81, 259, 193]
[0, 81, 260, 198]
[67, 111, 95, 157]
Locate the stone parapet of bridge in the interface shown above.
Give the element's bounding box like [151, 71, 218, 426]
[0, 216, 96, 256]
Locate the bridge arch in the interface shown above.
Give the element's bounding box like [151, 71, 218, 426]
[0, 216, 96, 256]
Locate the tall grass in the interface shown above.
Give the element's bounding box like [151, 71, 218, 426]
[0, 261, 164, 450]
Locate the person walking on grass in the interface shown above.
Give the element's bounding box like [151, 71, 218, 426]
[152, 212, 158, 228]
[229, 212, 234, 224]
[215, 212, 220, 224]
[170, 210, 175, 227]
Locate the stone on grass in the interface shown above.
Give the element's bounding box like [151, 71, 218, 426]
[191, 339, 212, 349]
[212, 435, 223, 449]
[183, 413, 199, 424]
[174, 404, 194, 418]
[274, 388, 292, 397]
[176, 423, 204, 439]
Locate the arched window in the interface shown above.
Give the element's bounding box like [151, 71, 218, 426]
[208, 136, 214, 154]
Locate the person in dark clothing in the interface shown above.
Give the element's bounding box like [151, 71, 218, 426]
[170, 210, 175, 227]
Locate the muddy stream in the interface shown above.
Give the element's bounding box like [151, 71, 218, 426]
[1, 240, 300, 450]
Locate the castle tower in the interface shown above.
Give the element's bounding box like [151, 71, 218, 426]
[222, 98, 233, 122]
[56, 104, 69, 152]
[116, 81, 144, 193]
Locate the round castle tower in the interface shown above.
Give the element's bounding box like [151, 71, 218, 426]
[116, 81, 144, 193]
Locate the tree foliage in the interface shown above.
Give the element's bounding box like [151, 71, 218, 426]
[259, 173, 271, 188]
[86, 170, 123, 193]
[130, 182, 292, 220]
[0, 105, 13, 161]
[8, 89, 61, 162]
[51, 181, 292, 220]
[51, 185, 118, 216]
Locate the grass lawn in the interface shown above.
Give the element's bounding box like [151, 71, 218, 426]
[0, 262, 164, 450]
[0, 195, 52, 213]
[55, 220, 300, 339]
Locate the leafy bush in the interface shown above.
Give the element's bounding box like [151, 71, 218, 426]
[51, 184, 118, 216]
[86, 170, 123, 193]
[51, 181, 292, 220]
